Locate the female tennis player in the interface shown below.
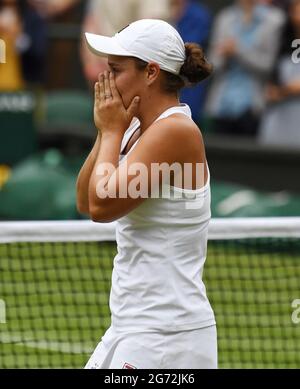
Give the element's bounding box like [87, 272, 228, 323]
[77, 19, 217, 369]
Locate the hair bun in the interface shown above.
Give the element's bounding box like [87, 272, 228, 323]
[180, 43, 213, 86]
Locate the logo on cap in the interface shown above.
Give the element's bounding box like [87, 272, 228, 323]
[118, 24, 130, 34]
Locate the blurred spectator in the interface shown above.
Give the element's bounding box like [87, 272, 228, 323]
[0, 0, 47, 90]
[205, 0, 285, 136]
[170, 0, 212, 122]
[81, 0, 170, 86]
[28, 0, 79, 19]
[259, 0, 290, 10]
[259, 0, 300, 148]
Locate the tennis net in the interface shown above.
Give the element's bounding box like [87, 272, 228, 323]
[0, 218, 300, 368]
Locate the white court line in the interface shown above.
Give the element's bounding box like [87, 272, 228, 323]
[0, 333, 94, 354]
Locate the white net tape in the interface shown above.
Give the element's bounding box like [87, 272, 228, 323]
[1, 218, 300, 243]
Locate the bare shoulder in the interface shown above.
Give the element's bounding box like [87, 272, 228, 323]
[140, 113, 206, 163]
[144, 114, 203, 142]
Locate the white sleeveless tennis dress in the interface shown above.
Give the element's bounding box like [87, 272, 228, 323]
[85, 103, 217, 369]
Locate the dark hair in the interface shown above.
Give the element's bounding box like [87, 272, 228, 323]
[133, 42, 213, 94]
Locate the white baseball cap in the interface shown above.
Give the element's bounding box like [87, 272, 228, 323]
[85, 19, 186, 76]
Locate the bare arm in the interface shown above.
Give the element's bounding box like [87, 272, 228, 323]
[88, 118, 205, 224]
[282, 80, 300, 98]
[266, 80, 300, 103]
[87, 72, 206, 224]
[76, 134, 101, 215]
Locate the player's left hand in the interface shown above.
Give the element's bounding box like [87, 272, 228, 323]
[94, 71, 140, 134]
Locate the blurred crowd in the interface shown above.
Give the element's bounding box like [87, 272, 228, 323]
[0, 0, 300, 148]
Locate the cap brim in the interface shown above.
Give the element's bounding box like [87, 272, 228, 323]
[85, 32, 131, 57]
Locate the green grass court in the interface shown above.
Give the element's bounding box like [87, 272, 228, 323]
[0, 239, 300, 368]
